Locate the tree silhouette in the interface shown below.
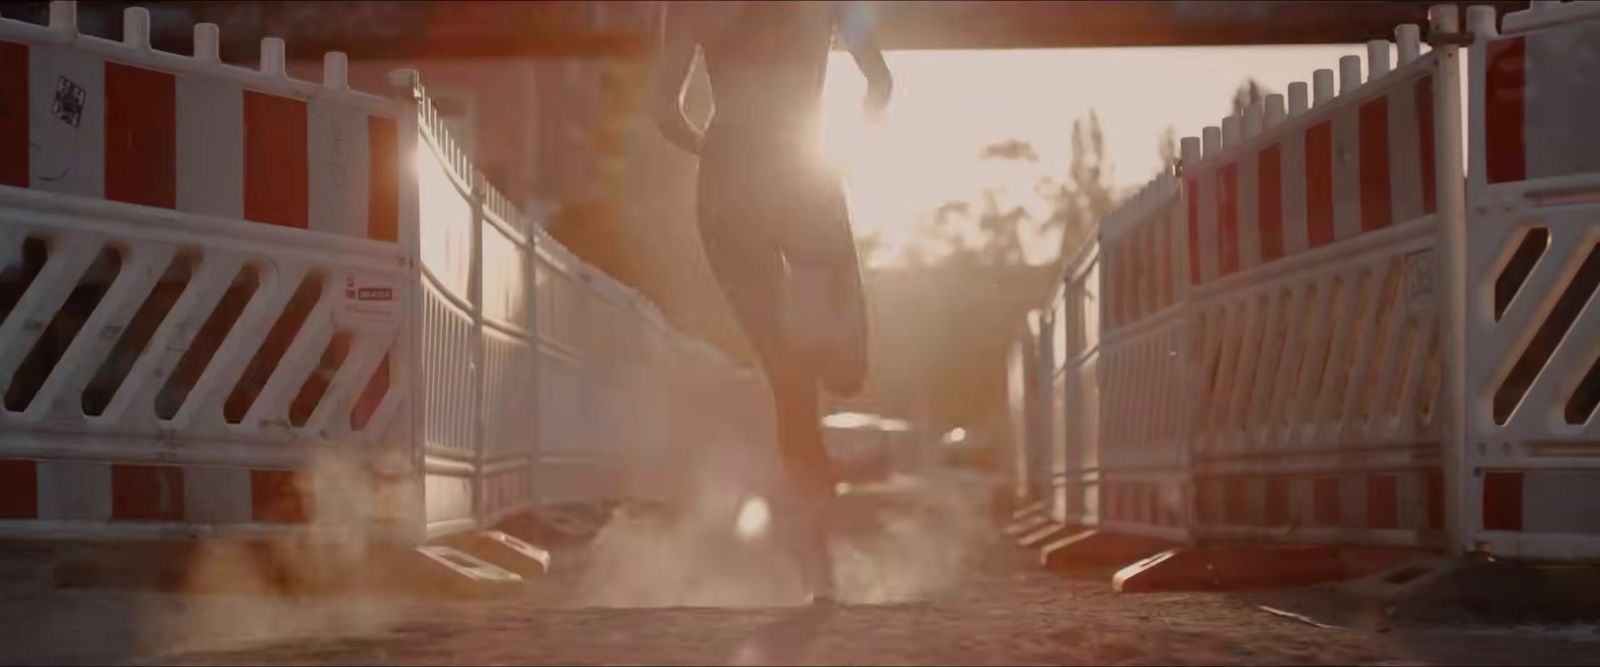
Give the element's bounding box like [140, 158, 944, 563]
[1231, 77, 1269, 117]
[1157, 124, 1178, 173]
[1038, 110, 1116, 264]
[917, 109, 1118, 272]
[980, 139, 1040, 162]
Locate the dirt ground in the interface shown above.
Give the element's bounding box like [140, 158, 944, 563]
[5, 472, 1600, 666]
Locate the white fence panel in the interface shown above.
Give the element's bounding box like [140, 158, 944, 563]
[477, 194, 536, 528]
[0, 3, 414, 539]
[1181, 21, 1460, 548]
[1096, 174, 1190, 542]
[1462, 1, 1600, 560]
[409, 76, 481, 539]
[1051, 240, 1103, 528]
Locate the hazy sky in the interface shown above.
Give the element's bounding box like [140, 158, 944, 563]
[818, 45, 1373, 267]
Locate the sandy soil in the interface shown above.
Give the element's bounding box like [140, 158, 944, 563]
[5, 473, 1600, 666]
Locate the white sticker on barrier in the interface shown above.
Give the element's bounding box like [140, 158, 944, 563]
[1405, 248, 1437, 316]
[338, 271, 401, 326]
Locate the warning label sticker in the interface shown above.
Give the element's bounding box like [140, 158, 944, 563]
[1404, 248, 1437, 316]
[339, 271, 401, 326]
[52, 76, 85, 127]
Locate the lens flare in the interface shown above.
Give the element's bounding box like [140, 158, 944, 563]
[734, 496, 771, 542]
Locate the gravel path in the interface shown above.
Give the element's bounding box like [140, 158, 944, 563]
[6, 473, 1600, 666]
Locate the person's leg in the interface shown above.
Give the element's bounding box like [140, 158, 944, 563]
[698, 162, 837, 602]
[766, 358, 836, 601]
[781, 171, 868, 398]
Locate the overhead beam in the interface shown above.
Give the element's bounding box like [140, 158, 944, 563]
[1, 1, 1530, 59]
[874, 1, 1530, 50]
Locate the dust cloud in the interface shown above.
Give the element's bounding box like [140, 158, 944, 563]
[146, 449, 420, 657]
[573, 436, 993, 610]
[574, 431, 811, 608]
[829, 472, 993, 605]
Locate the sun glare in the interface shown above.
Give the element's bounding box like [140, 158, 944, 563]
[818, 45, 1370, 270]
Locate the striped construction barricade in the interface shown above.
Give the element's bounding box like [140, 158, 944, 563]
[0, 1, 777, 548]
[0, 4, 416, 541]
[1179, 15, 1461, 549]
[1459, 0, 1600, 560]
[1096, 174, 1191, 543]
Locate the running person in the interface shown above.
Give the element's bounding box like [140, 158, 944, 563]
[651, 1, 892, 604]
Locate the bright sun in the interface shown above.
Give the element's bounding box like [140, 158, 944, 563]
[818, 51, 1062, 269]
[814, 45, 1378, 270]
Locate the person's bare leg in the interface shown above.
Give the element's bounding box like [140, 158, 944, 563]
[695, 183, 836, 604]
[767, 355, 835, 603]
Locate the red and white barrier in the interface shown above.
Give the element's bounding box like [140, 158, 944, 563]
[0, 8, 402, 241]
[1105, 173, 1185, 330]
[1462, 1, 1600, 560]
[1184, 31, 1438, 288]
[1477, 1, 1600, 186]
[0, 2, 785, 546]
[1096, 175, 1192, 542]
[0, 193, 411, 536]
[1004, 325, 1033, 505]
[1182, 14, 1460, 549]
[1009, 2, 1600, 563]
[1024, 310, 1052, 504]
[1028, 5, 1470, 554]
[1002, 313, 1054, 508]
[1047, 240, 1104, 529]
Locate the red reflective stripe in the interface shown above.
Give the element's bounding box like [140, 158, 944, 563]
[1258, 144, 1283, 262]
[1482, 471, 1524, 531]
[0, 459, 37, 519]
[1365, 474, 1398, 529]
[0, 41, 26, 188]
[1217, 163, 1240, 275]
[1130, 230, 1144, 319]
[1143, 224, 1156, 311]
[243, 91, 308, 229]
[1186, 177, 1200, 285]
[1116, 240, 1128, 326]
[104, 62, 176, 209]
[1416, 75, 1437, 214]
[252, 469, 313, 524]
[1265, 476, 1289, 526]
[1358, 96, 1391, 231]
[1312, 477, 1340, 527]
[1426, 470, 1444, 530]
[1107, 243, 1118, 328]
[1152, 225, 1161, 306]
[1117, 237, 1129, 322]
[1157, 213, 1171, 308]
[111, 464, 185, 521]
[1224, 476, 1249, 525]
[1305, 121, 1334, 247]
[1484, 37, 1526, 184]
[367, 115, 399, 242]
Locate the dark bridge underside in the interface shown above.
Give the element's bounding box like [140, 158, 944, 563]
[5, 1, 1529, 60]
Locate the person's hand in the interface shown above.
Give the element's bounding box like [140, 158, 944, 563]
[863, 74, 892, 124]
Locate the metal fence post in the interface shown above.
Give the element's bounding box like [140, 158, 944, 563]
[470, 173, 487, 530]
[1429, 3, 1471, 557]
[387, 67, 428, 545]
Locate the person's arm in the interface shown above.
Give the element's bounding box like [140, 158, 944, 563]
[837, 2, 892, 117]
[651, 3, 704, 156]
